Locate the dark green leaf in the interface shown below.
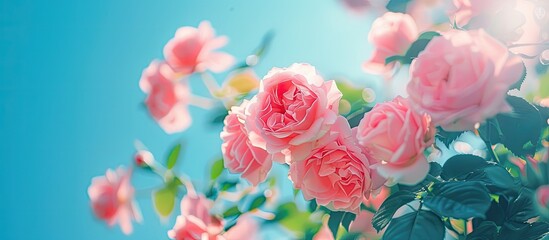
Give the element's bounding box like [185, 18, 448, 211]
[341, 212, 356, 231]
[464, 165, 518, 192]
[499, 222, 549, 240]
[436, 128, 466, 147]
[223, 206, 241, 218]
[372, 191, 416, 232]
[210, 158, 224, 181]
[479, 96, 543, 157]
[384, 210, 445, 240]
[441, 154, 489, 180]
[248, 195, 267, 212]
[385, 0, 411, 13]
[423, 181, 491, 219]
[340, 232, 362, 240]
[308, 199, 318, 212]
[328, 211, 345, 239]
[166, 144, 181, 169]
[385, 55, 408, 65]
[220, 180, 239, 191]
[402, 31, 441, 63]
[467, 221, 498, 240]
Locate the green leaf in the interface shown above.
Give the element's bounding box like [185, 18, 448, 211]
[328, 211, 345, 239]
[441, 154, 489, 180]
[499, 222, 549, 240]
[423, 181, 491, 219]
[166, 144, 181, 169]
[464, 165, 518, 192]
[308, 199, 318, 212]
[372, 191, 416, 232]
[466, 221, 498, 240]
[223, 206, 241, 218]
[341, 212, 356, 232]
[385, 0, 412, 13]
[436, 128, 466, 147]
[210, 158, 224, 181]
[152, 186, 177, 217]
[270, 202, 318, 235]
[384, 210, 445, 240]
[248, 195, 267, 212]
[403, 31, 441, 63]
[385, 55, 408, 65]
[479, 96, 543, 157]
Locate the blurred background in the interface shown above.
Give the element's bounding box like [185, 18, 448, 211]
[0, 0, 383, 239]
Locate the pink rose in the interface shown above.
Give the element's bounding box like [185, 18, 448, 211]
[363, 12, 418, 75]
[139, 60, 192, 134]
[246, 63, 342, 163]
[349, 211, 383, 238]
[407, 29, 524, 131]
[313, 221, 335, 240]
[220, 100, 272, 186]
[356, 97, 435, 185]
[88, 167, 142, 235]
[223, 214, 260, 240]
[164, 21, 235, 75]
[536, 185, 549, 219]
[449, 0, 499, 27]
[168, 193, 224, 240]
[290, 117, 371, 212]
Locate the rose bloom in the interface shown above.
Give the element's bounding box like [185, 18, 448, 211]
[220, 100, 272, 186]
[245, 63, 342, 163]
[536, 186, 549, 220]
[88, 167, 142, 235]
[290, 117, 371, 212]
[407, 29, 524, 131]
[168, 193, 224, 240]
[363, 12, 418, 76]
[164, 21, 234, 75]
[356, 97, 435, 186]
[139, 60, 192, 134]
[313, 220, 334, 240]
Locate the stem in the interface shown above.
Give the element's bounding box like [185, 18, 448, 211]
[189, 95, 217, 109]
[200, 72, 221, 97]
[478, 126, 501, 163]
[426, 174, 442, 183]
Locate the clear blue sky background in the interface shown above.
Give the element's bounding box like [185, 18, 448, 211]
[0, 0, 379, 239]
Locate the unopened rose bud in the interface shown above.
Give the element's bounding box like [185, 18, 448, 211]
[134, 150, 154, 167]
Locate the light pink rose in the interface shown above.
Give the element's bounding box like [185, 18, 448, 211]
[349, 211, 383, 238]
[449, 0, 500, 27]
[220, 100, 272, 186]
[164, 21, 235, 75]
[246, 63, 342, 163]
[407, 29, 524, 131]
[139, 60, 192, 134]
[290, 117, 371, 212]
[363, 12, 418, 75]
[88, 167, 142, 235]
[356, 97, 435, 186]
[168, 193, 224, 240]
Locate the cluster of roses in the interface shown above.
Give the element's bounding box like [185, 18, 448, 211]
[221, 19, 525, 216]
[140, 21, 235, 133]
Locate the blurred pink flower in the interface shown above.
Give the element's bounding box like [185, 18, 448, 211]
[139, 60, 192, 134]
[221, 100, 272, 186]
[363, 12, 418, 76]
[290, 117, 371, 212]
[536, 185, 549, 219]
[448, 0, 499, 26]
[356, 97, 435, 186]
[223, 214, 260, 240]
[168, 193, 224, 240]
[245, 63, 342, 163]
[88, 167, 142, 235]
[349, 211, 383, 238]
[407, 29, 524, 131]
[164, 21, 235, 75]
[313, 220, 335, 240]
